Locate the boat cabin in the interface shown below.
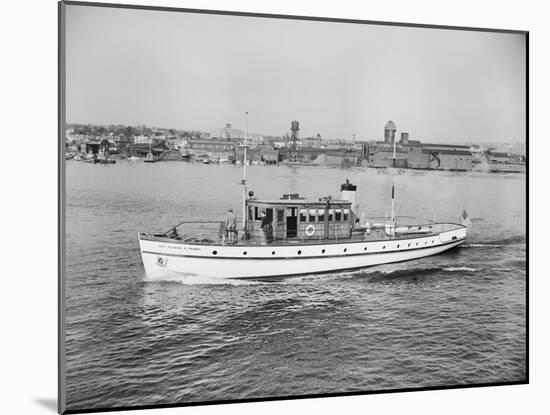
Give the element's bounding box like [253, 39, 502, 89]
[245, 193, 355, 242]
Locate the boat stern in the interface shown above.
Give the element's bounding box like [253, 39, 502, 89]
[438, 223, 468, 245]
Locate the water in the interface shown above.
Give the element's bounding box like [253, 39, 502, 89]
[64, 162, 526, 411]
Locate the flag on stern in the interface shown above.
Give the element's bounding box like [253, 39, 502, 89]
[459, 209, 472, 227]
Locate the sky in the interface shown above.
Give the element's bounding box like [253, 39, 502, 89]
[65, 5, 526, 143]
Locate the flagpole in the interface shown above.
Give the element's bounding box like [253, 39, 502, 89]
[241, 111, 248, 237]
[391, 134, 396, 225]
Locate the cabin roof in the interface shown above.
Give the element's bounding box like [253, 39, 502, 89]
[421, 148, 472, 156]
[247, 198, 352, 206]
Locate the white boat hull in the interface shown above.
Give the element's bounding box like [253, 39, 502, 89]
[138, 227, 466, 279]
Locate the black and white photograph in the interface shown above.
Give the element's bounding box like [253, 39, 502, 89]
[59, 1, 527, 413]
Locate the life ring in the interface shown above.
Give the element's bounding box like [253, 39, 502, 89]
[305, 224, 316, 237]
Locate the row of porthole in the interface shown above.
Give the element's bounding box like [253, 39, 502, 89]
[211, 240, 437, 256]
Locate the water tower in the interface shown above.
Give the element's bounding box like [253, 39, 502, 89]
[384, 120, 397, 143]
[224, 123, 232, 139]
[290, 120, 300, 150]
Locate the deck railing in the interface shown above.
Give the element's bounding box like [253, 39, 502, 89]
[154, 220, 462, 246]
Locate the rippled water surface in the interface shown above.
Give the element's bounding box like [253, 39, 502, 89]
[64, 162, 526, 410]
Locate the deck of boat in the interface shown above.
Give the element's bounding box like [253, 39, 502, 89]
[140, 221, 464, 247]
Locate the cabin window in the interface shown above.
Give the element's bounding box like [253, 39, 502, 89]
[328, 209, 334, 221]
[266, 208, 273, 223]
[299, 209, 307, 222]
[318, 210, 325, 222]
[254, 206, 260, 221]
[309, 209, 316, 222]
[276, 209, 284, 223]
[335, 209, 342, 221]
[248, 207, 253, 220]
[343, 209, 349, 221]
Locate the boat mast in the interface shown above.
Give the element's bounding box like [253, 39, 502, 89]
[391, 134, 396, 224]
[241, 111, 249, 236]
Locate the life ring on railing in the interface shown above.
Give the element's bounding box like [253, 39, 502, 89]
[305, 224, 316, 237]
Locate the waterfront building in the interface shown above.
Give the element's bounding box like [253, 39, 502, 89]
[423, 148, 473, 171]
[367, 143, 407, 168]
[186, 138, 236, 160]
[133, 134, 153, 144]
[481, 149, 526, 173]
[406, 145, 430, 169]
[236, 145, 280, 164]
[279, 147, 323, 164]
[364, 119, 475, 170]
[469, 144, 484, 162]
[167, 136, 187, 150]
[301, 137, 320, 148]
[324, 149, 361, 167]
[133, 141, 169, 158]
[114, 133, 132, 146]
[486, 150, 513, 163]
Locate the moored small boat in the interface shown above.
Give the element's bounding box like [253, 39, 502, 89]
[144, 152, 158, 163]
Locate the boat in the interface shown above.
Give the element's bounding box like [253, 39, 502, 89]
[143, 140, 158, 163]
[139, 115, 470, 280]
[128, 155, 141, 161]
[97, 158, 116, 164]
[138, 182, 469, 279]
[144, 152, 158, 163]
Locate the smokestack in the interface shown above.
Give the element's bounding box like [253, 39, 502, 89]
[340, 179, 357, 213]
